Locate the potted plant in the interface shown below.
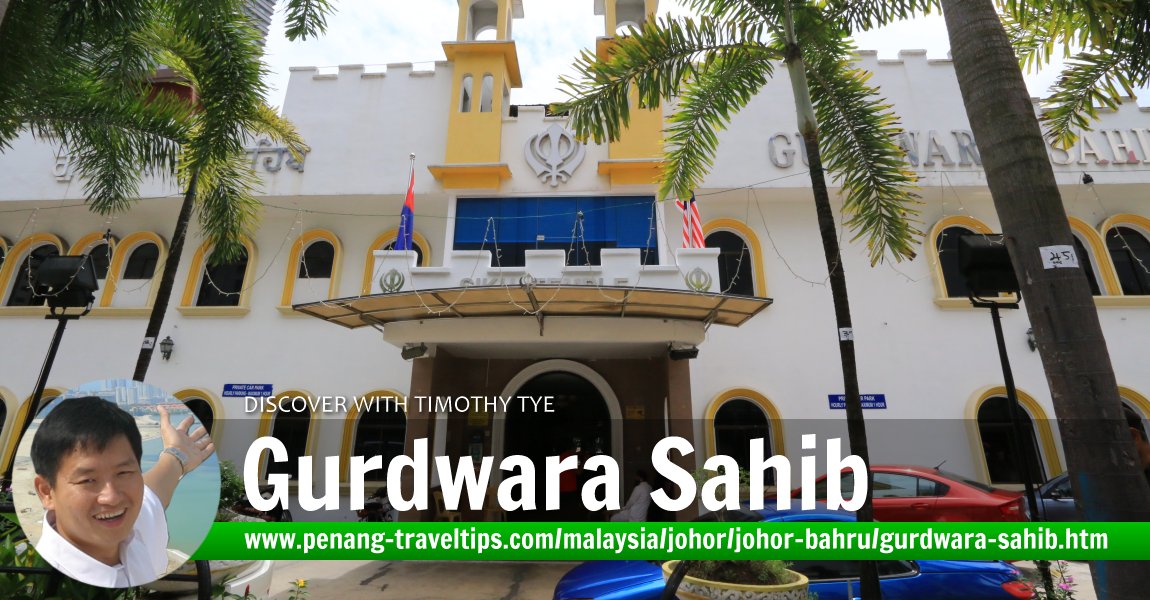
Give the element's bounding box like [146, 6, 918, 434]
[661, 560, 809, 600]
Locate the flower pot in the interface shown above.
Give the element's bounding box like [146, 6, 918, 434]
[661, 561, 810, 600]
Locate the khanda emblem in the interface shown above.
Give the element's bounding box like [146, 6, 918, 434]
[525, 123, 585, 187]
[684, 267, 713, 292]
[379, 269, 405, 293]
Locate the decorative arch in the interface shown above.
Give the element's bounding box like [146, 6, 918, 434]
[0, 236, 9, 268]
[174, 387, 225, 441]
[703, 219, 767, 297]
[927, 216, 994, 303]
[703, 388, 785, 459]
[0, 233, 66, 306]
[964, 386, 1063, 484]
[1119, 386, 1150, 428]
[493, 360, 623, 478]
[256, 389, 321, 481]
[0, 386, 65, 473]
[67, 231, 116, 280]
[281, 229, 343, 306]
[339, 388, 406, 482]
[179, 237, 258, 314]
[100, 231, 167, 307]
[1099, 213, 1150, 296]
[1068, 216, 1121, 295]
[361, 229, 432, 295]
[0, 386, 16, 470]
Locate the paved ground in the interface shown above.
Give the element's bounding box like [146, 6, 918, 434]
[266, 560, 577, 600]
[1016, 560, 1097, 600]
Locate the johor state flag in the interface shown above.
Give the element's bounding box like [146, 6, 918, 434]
[396, 161, 415, 251]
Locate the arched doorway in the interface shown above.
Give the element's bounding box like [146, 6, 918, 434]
[502, 371, 612, 521]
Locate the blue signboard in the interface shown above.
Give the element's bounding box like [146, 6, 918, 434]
[223, 383, 274, 398]
[828, 394, 887, 409]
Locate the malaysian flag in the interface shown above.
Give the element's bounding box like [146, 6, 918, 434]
[395, 155, 415, 251]
[675, 193, 705, 248]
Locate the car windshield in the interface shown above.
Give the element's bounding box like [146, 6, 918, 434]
[938, 469, 998, 493]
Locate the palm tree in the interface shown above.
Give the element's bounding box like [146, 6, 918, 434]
[889, 0, 1150, 597]
[108, 0, 308, 381]
[560, 2, 923, 597]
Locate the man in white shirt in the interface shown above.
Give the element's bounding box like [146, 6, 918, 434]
[611, 469, 653, 522]
[30, 396, 215, 588]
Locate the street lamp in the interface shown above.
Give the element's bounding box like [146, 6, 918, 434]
[160, 336, 175, 360]
[4, 255, 100, 478]
[958, 233, 1055, 596]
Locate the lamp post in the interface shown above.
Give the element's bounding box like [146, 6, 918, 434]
[958, 234, 1054, 597]
[3, 255, 100, 479]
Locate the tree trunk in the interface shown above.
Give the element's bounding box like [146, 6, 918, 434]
[0, 0, 9, 31]
[133, 169, 199, 382]
[940, 1, 1150, 598]
[780, 3, 880, 596]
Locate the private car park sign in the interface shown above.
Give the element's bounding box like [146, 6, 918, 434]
[828, 394, 887, 409]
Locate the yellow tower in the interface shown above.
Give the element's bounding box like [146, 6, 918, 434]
[428, 0, 523, 189]
[594, 0, 665, 186]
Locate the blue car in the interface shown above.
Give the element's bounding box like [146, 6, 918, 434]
[553, 507, 1033, 600]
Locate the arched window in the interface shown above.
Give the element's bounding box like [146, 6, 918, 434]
[381, 240, 424, 265]
[183, 397, 215, 435]
[267, 405, 312, 480]
[480, 74, 494, 113]
[6, 244, 59, 306]
[124, 242, 159, 279]
[362, 230, 431, 294]
[714, 399, 774, 484]
[0, 237, 8, 271]
[460, 75, 473, 112]
[936, 226, 974, 298]
[1071, 235, 1102, 296]
[353, 403, 406, 481]
[705, 230, 754, 296]
[976, 396, 1046, 485]
[300, 241, 334, 279]
[1106, 226, 1150, 295]
[86, 241, 113, 280]
[196, 249, 249, 307]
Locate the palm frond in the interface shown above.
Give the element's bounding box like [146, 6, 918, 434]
[820, 0, 940, 32]
[249, 104, 310, 160]
[661, 50, 776, 201]
[807, 58, 922, 263]
[1040, 48, 1134, 149]
[559, 16, 767, 145]
[196, 153, 263, 266]
[283, 0, 337, 41]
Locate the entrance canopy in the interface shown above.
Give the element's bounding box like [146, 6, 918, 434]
[295, 285, 771, 329]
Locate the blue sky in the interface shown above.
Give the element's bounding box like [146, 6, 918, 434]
[259, 1, 1068, 111]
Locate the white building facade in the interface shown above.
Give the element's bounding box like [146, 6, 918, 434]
[1, 0, 1148, 520]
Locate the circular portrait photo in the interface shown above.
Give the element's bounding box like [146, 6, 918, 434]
[12, 379, 220, 588]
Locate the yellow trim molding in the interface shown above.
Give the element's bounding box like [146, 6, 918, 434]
[1120, 386, 1150, 421]
[0, 386, 65, 472]
[339, 388, 406, 482]
[964, 386, 1064, 483]
[67, 231, 116, 259]
[179, 237, 258, 312]
[0, 233, 65, 306]
[256, 389, 320, 481]
[1068, 217, 1121, 296]
[702, 219, 768, 297]
[280, 229, 343, 307]
[702, 388, 785, 460]
[597, 159, 664, 186]
[441, 41, 522, 88]
[362, 230, 432, 295]
[99, 231, 167, 308]
[174, 388, 226, 446]
[428, 163, 512, 189]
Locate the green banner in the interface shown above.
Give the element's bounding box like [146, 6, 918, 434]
[192, 521, 1140, 561]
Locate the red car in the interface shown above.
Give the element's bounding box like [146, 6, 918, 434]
[803, 465, 1027, 522]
